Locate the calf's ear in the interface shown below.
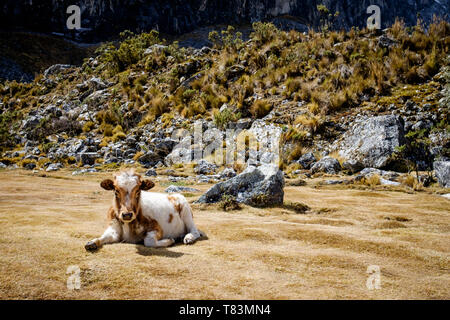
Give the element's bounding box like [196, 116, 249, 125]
[100, 179, 115, 190]
[140, 180, 155, 191]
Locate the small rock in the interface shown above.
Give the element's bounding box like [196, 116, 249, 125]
[24, 162, 36, 170]
[194, 159, 218, 175]
[46, 163, 63, 172]
[165, 185, 201, 193]
[145, 169, 157, 177]
[311, 156, 342, 174]
[342, 159, 364, 174]
[296, 152, 317, 169]
[219, 167, 236, 179]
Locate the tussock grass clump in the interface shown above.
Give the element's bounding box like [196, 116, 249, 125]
[283, 201, 310, 214]
[219, 195, 242, 212]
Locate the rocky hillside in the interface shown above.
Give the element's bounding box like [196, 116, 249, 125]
[0, 19, 449, 194]
[1, 0, 448, 41]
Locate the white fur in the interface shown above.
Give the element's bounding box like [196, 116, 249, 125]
[140, 191, 201, 244]
[87, 174, 203, 250]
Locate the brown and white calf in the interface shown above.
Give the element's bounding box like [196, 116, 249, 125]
[85, 169, 203, 251]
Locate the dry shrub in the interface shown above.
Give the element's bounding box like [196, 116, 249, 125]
[364, 174, 381, 187]
[219, 195, 242, 211]
[250, 99, 272, 118]
[283, 201, 310, 214]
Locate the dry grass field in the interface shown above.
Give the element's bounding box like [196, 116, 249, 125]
[0, 169, 449, 299]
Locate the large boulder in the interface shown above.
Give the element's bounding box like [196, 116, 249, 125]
[197, 164, 284, 207]
[336, 115, 405, 169]
[311, 156, 342, 174]
[434, 160, 450, 188]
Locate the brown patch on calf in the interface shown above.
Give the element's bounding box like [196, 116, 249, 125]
[168, 214, 173, 223]
[167, 195, 182, 216]
[106, 206, 116, 221]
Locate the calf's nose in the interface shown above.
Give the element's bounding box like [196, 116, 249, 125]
[122, 212, 133, 220]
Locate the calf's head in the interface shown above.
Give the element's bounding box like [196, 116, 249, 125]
[100, 170, 155, 223]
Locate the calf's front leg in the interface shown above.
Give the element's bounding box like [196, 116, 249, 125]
[144, 231, 175, 248]
[85, 223, 121, 251]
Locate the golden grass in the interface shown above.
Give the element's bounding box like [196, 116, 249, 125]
[0, 170, 448, 299]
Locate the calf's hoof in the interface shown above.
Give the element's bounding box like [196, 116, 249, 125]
[85, 240, 98, 251]
[183, 234, 196, 245]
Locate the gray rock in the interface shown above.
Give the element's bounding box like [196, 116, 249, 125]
[0, 162, 6, 169]
[219, 167, 237, 179]
[144, 169, 157, 177]
[43, 64, 72, 77]
[79, 152, 99, 166]
[336, 115, 405, 169]
[197, 164, 285, 207]
[72, 168, 98, 175]
[311, 156, 342, 174]
[138, 151, 162, 168]
[194, 159, 218, 175]
[342, 159, 364, 174]
[434, 161, 450, 188]
[46, 163, 63, 172]
[380, 178, 401, 186]
[165, 185, 201, 193]
[24, 162, 36, 170]
[296, 152, 317, 169]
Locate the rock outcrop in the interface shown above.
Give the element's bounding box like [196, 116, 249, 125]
[336, 115, 405, 169]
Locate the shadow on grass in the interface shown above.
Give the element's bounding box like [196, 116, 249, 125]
[135, 245, 185, 258]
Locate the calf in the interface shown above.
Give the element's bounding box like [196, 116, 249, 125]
[85, 169, 203, 251]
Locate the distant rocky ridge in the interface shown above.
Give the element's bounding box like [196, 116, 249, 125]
[0, 0, 448, 42]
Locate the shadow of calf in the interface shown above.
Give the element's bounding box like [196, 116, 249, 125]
[135, 245, 185, 258]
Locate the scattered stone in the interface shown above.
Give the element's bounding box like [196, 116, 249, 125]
[72, 168, 98, 175]
[311, 156, 342, 174]
[138, 151, 162, 168]
[219, 167, 236, 179]
[24, 162, 36, 170]
[79, 152, 99, 166]
[43, 64, 72, 77]
[46, 163, 63, 172]
[380, 178, 401, 186]
[323, 180, 343, 185]
[194, 159, 218, 175]
[197, 164, 284, 207]
[342, 159, 364, 174]
[0, 162, 6, 169]
[144, 169, 157, 177]
[165, 185, 201, 193]
[296, 152, 317, 169]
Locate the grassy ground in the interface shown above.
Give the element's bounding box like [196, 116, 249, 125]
[0, 169, 448, 299]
